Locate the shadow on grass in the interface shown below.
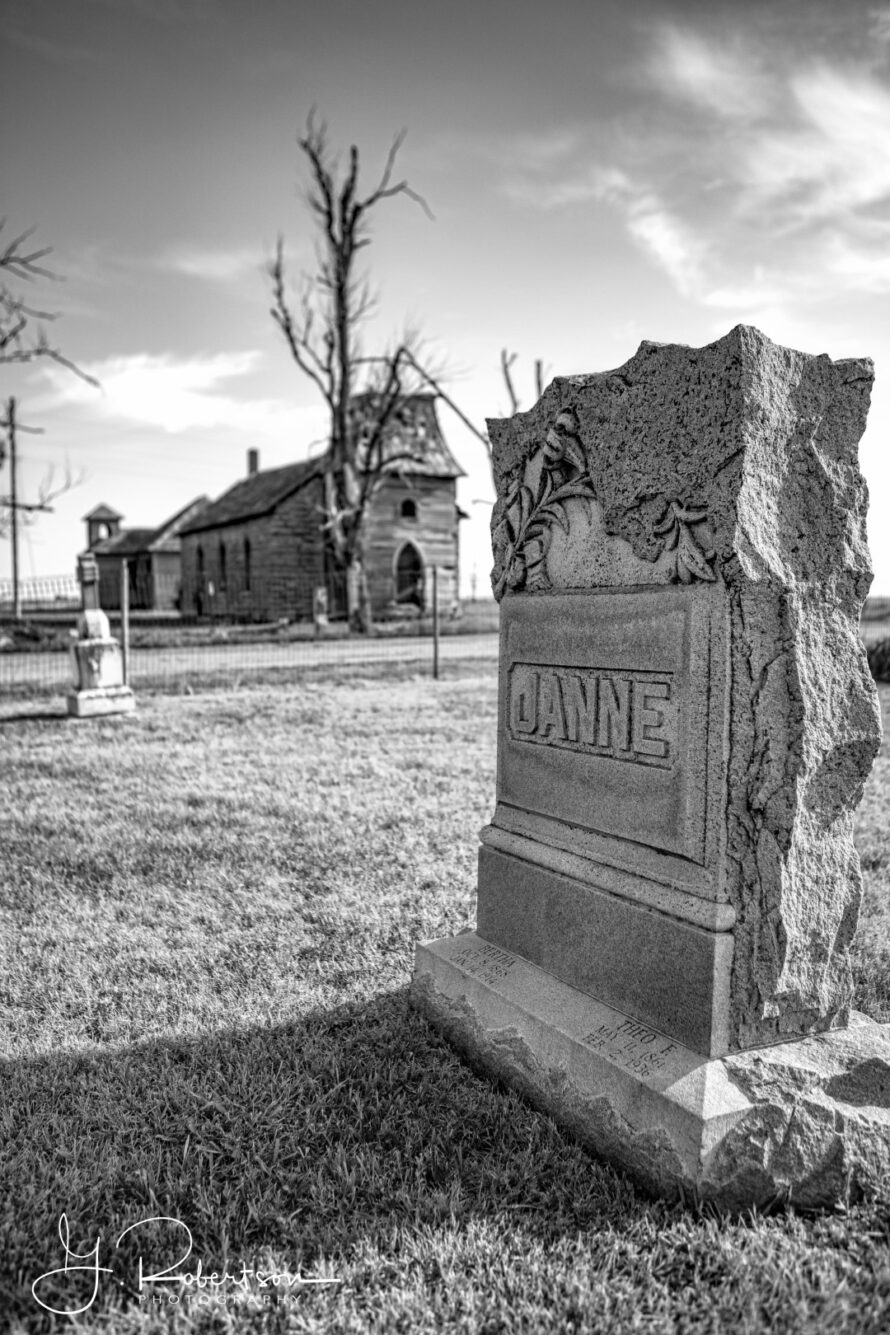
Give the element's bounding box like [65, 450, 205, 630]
[0, 989, 652, 1327]
[0, 708, 69, 725]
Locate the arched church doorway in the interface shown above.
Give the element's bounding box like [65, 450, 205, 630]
[395, 542, 424, 608]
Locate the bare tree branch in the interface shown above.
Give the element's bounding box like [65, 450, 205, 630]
[501, 348, 519, 415]
[0, 222, 99, 387]
[500, 348, 549, 413]
[398, 348, 493, 465]
[0, 223, 57, 282]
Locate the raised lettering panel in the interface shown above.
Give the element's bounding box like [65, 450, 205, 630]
[497, 588, 724, 868]
[508, 664, 676, 769]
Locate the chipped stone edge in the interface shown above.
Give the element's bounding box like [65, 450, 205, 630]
[411, 934, 890, 1209]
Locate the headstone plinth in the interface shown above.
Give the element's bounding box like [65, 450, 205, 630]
[67, 554, 135, 718]
[411, 326, 887, 1207]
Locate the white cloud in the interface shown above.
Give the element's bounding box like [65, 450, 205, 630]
[651, 25, 774, 119]
[575, 168, 708, 298]
[162, 246, 263, 282]
[619, 27, 890, 308]
[624, 203, 704, 300]
[738, 65, 890, 226]
[41, 349, 320, 439]
[497, 13, 890, 316]
[502, 160, 706, 297]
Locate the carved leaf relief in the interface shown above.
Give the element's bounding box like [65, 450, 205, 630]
[491, 414, 718, 596]
[492, 408, 597, 599]
[652, 501, 716, 584]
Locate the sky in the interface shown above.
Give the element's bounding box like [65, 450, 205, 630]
[2, 0, 890, 596]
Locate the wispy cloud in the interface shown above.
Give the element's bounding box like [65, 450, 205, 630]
[161, 246, 264, 283]
[651, 25, 775, 119]
[509, 127, 584, 171]
[501, 15, 890, 316]
[41, 350, 320, 438]
[736, 63, 890, 226]
[590, 170, 707, 300]
[501, 158, 707, 298]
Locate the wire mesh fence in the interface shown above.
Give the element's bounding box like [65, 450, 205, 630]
[2, 568, 889, 701]
[0, 560, 500, 699]
[1, 636, 501, 699]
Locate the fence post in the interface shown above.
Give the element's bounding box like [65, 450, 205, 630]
[120, 558, 130, 686]
[432, 565, 439, 680]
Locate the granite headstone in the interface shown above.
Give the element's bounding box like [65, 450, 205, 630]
[412, 326, 888, 1206]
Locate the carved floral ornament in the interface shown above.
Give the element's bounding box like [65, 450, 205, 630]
[491, 408, 716, 599]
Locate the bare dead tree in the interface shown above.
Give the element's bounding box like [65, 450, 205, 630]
[270, 112, 443, 632]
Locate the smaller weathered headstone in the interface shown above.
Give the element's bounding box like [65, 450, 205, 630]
[67, 553, 135, 717]
[313, 586, 329, 635]
[412, 326, 889, 1207]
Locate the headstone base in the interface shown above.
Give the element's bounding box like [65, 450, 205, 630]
[412, 933, 890, 1209]
[66, 686, 136, 718]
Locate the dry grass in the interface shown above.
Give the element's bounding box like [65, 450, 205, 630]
[0, 673, 889, 1334]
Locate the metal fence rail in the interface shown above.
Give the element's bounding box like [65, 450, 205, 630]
[0, 573, 80, 612]
[2, 565, 888, 701]
[0, 624, 500, 697]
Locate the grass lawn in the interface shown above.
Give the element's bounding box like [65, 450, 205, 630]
[1, 671, 889, 1334]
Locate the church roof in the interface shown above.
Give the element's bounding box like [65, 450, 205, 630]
[90, 497, 212, 556]
[149, 495, 213, 551]
[180, 395, 463, 537]
[350, 393, 465, 479]
[180, 457, 324, 535]
[92, 528, 156, 557]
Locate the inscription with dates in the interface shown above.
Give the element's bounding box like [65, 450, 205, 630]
[583, 1018, 679, 1078]
[451, 942, 517, 987]
[508, 663, 676, 768]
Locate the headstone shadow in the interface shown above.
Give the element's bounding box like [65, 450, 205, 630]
[1, 988, 657, 1322]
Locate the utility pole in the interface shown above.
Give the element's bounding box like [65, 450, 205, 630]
[8, 398, 19, 619]
[432, 565, 439, 680]
[2, 396, 51, 622]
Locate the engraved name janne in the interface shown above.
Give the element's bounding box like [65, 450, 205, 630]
[508, 663, 675, 767]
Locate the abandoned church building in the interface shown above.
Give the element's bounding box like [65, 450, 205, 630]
[177, 394, 467, 621]
[82, 497, 211, 612]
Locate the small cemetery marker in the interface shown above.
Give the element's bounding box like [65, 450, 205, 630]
[313, 585, 329, 635]
[67, 552, 135, 717]
[412, 325, 888, 1207]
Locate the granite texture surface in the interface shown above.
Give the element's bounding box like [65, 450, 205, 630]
[484, 326, 882, 1050]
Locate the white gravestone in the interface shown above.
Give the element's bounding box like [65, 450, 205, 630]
[67, 553, 135, 718]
